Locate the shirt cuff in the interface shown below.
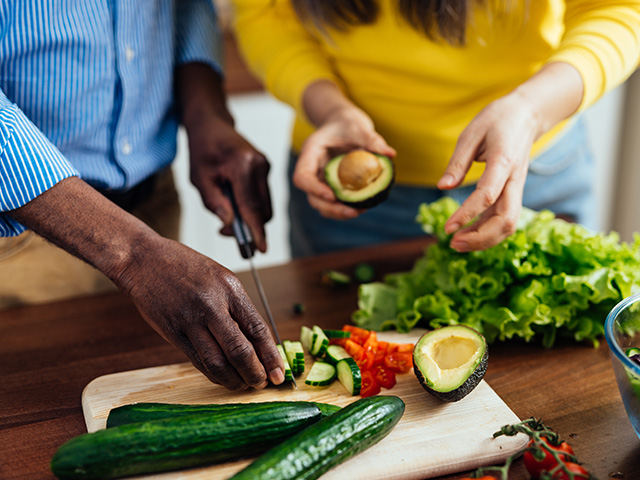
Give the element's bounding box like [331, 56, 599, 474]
[175, 0, 224, 75]
[0, 100, 78, 236]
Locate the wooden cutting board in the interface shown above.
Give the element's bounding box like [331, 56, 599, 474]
[81, 330, 528, 480]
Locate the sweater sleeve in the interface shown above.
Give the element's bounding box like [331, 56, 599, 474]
[0, 93, 78, 237]
[231, 0, 339, 118]
[548, 0, 640, 109]
[175, 0, 223, 75]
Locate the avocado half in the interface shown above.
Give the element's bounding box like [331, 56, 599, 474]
[413, 325, 488, 402]
[324, 150, 394, 209]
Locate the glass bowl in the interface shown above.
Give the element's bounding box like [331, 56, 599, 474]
[605, 293, 640, 440]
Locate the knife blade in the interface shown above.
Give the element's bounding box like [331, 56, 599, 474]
[221, 182, 297, 389]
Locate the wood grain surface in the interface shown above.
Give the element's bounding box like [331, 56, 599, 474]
[2, 237, 639, 480]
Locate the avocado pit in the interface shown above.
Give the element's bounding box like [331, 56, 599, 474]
[337, 150, 383, 191]
[324, 150, 395, 209]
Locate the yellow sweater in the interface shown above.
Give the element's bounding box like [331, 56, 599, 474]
[232, 0, 640, 186]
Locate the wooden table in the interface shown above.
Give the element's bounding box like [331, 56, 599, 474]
[1, 237, 638, 480]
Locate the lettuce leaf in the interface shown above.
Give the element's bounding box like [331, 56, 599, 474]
[352, 198, 640, 347]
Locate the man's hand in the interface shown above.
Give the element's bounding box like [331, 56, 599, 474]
[115, 235, 285, 390]
[176, 63, 272, 252]
[10, 177, 285, 390]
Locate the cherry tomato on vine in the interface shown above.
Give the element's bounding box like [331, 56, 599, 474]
[523, 437, 575, 479]
[550, 462, 590, 479]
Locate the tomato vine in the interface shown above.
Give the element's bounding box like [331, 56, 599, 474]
[460, 418, 596, 480]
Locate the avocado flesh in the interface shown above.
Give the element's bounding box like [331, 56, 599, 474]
[413, 325, 488, 402]
[324, 152, 394, 209]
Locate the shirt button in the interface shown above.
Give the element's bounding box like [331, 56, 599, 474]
[125, 46, 135, 63]
[122, 141, 132, 155]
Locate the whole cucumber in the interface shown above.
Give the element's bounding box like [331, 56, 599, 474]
[106, 401, 341, 428]
[228, 395, 405, 480]
[51, 402, 322, 479]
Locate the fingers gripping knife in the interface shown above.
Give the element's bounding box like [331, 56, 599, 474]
[222, 183, 297, 389]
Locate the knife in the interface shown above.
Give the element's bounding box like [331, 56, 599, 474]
[221, 182, 297, 389]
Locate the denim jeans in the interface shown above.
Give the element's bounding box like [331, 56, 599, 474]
[288, 117, 596, 258]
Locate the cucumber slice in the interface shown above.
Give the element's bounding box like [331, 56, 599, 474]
[300, 326, 314, 353]
[282, 341, 298, 376]
[336, 358, 361, 395]
[276, 344, 293, 381]
[324, 345, 351, 365]
[304, 361, 336, 387]
[323, 329, 351, 339]
[284, 340, 305, 376]
[626, 347, 640, 357]
[311, 326, 329, 358]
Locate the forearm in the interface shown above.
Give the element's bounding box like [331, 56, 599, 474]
[512, 62, 584, 140]
[176, 63, 234, 131]
[9, 177, 159, 288]
[302, 80, 362, 127]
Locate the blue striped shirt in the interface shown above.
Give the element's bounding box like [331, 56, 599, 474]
[0, 0, 222, 236]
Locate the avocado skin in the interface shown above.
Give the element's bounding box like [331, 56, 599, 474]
[413, 349, 488, 402]
[324, 153, 395, 209]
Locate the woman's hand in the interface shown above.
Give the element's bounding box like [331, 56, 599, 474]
[294, 80, 396, 219]
[438, 62, 584, 252]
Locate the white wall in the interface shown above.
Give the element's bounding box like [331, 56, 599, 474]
[173, 85, 629, 274]
[582, 85, 626, 233]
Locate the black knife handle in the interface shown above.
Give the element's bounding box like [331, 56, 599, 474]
[221, 182, 255, 259]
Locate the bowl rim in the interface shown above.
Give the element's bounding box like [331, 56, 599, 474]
[605, 292, 640, 376]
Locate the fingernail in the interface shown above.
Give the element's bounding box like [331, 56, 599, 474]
[446, 222, 460, 234]
[451, 240, 468, 252]
[269, 368, 285, 385]
[439, 174, 455, 188]
[255, 379, 269, 390]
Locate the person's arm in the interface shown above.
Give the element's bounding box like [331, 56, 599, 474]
[231, 0, 338, 122]
[293, 80, 396, 220]
[0, 90, 284, 391]
[438, 1, 640, 252]
[437, 62, 583, 252]
[232, 1, 396, 219]
[10, 176, 285, 390]
[175, 1, 272, 252]
[0, 94, 77, 236]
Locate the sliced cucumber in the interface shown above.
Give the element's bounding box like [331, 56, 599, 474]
[323, 329, 351, 339]
[626, 347, 640, 357]
[284, 340, 305, 376]
[324, 345, 351, 365]
[305, 361, 336, 387]
[311, 325, 329, 358]
[276, 344, 293, 381]
[300, 326, 314, 353]
[282, 341, 297, 376]
[337, 358, 362, 395]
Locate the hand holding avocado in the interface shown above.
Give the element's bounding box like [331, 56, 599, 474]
[293, 80, 396, 220]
